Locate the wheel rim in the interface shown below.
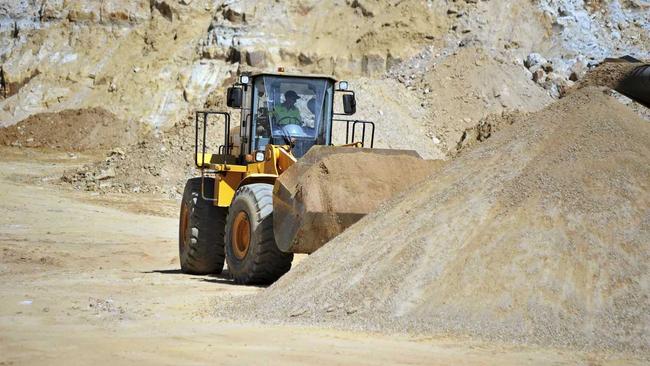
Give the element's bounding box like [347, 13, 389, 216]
[179, 202, 190, 253]
[232, 211, 251, 260]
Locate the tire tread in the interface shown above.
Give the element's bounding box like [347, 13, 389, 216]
[225, 183, 292, 285]
[179, 178, 226, 275]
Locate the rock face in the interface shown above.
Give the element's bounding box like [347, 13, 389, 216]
[537, 0, 649, 61]
[0, 0, 647, 158]
[197, 0, 450, 78]
[361, 55, 386, 76]
[0, 0, 234, 129]
[0, 0, 451, 130]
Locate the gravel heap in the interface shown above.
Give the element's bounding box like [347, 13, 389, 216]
[222, 87, 650, 354]
[0, 108, 136, 151]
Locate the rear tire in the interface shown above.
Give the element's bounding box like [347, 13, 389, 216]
[225, 184, 293, 285]
[179, 178, 226, 274]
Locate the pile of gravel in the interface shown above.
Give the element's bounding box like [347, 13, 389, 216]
[220, 87, 649, 354]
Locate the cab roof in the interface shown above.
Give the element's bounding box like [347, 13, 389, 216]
[248, 72, 337, 82]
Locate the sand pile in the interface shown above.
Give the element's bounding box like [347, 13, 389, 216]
[0, 108, 136, 151]
[228, 87, 650, 353]
[344, 77, 446, 160]
[576, 62, 640, 91]
[410, 46, 552, 155]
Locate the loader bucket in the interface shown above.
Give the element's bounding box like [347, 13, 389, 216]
[272, 146, 441, 254]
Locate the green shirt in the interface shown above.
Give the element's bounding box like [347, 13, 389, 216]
[272, 105, 301, 125]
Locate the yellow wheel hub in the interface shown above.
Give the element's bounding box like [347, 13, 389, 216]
[232, 211, 251, 259]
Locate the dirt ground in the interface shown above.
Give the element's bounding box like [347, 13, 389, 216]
[0, 146, 643, 366]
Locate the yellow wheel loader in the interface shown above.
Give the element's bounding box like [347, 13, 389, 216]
[178, 71, 438, 284]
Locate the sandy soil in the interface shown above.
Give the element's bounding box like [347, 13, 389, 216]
[0, 146, 643, 366]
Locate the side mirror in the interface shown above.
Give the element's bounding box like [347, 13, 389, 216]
[227, 87, 243, 108]
[343, 94, 356, 115]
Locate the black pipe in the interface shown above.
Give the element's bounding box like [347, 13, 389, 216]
[615, 64, 650, 109]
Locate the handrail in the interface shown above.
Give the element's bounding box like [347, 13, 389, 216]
[194, 111, 232, 202]
[194, 111, 231, 168]
[332, 118, 375, 148]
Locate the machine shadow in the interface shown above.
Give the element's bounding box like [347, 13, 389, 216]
[143, 268, 268, 288]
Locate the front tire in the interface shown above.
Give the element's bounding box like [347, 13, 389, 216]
[179, 178, 227, 274]
[225, 184, 293, 285]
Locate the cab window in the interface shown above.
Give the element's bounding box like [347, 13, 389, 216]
[251, 76, 333, 158]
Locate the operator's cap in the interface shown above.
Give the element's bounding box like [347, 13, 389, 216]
[285, 90, 299, 100]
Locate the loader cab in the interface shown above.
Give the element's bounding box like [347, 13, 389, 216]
[228, 73, 346, 159]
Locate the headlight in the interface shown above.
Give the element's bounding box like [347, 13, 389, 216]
[338, 81, 349, 90]
[239, 75, 250, 84]
[255, 151, 265, 162]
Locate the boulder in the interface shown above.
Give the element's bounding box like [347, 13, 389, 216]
[223, 4, 246, 23]
[246, 50, 267, 68]
[525, 53, 546, 69]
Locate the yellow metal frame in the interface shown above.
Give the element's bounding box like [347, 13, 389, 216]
[196, 144, 297, 207]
